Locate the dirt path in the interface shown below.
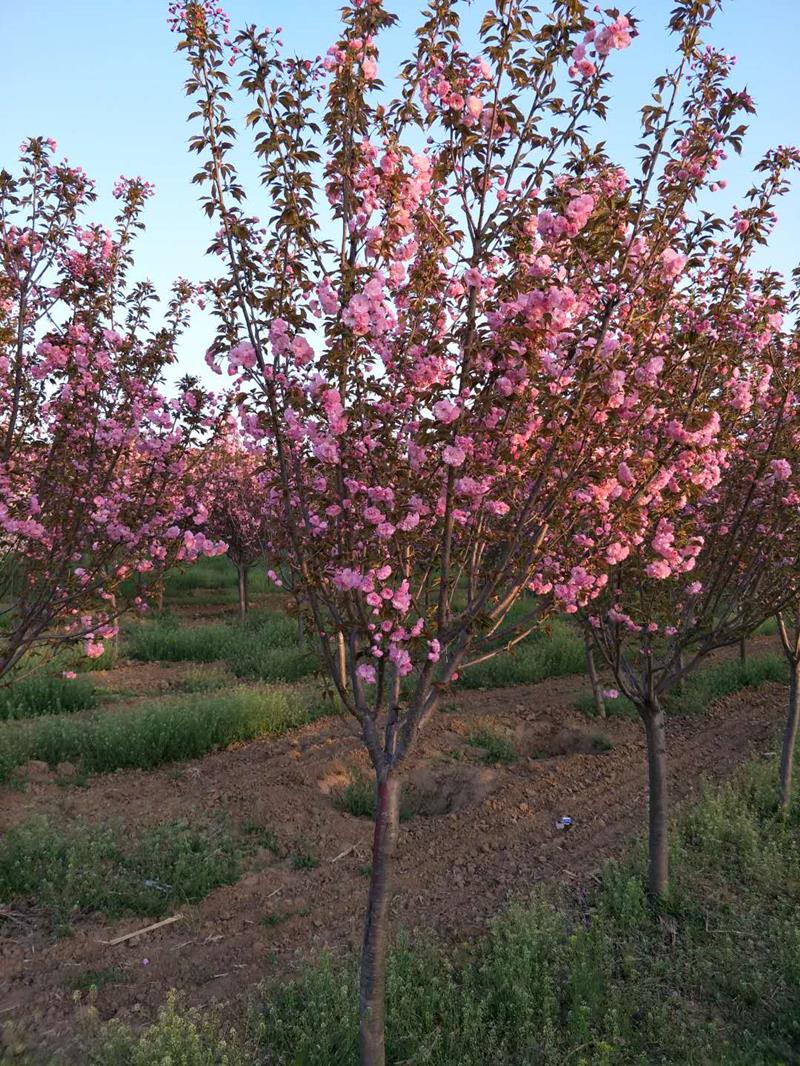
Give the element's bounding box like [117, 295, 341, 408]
[0, 657, 788, 1056]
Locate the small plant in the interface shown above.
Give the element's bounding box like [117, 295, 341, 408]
[591, 733, 613, 753]
[261, 911, 289, 929]
[467, 728, 516, 765]
[241, 821, 281, 855]
[291, 851, 319, 871]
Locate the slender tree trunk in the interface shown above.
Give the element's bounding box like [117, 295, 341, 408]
[640, 702, 669, 899]
[739, 634, 747, 664]
[584, 633, 605, 718]
[237, 565, 249, 619]
[779, 660, 800, 813]
[338, 631, 348, 692]
[156, 579, 164, 614]
[676, 649, 685, 695]
[359, 774, 401, 1066]
[297, 615, 305, 649]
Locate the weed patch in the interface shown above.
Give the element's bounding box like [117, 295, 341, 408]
[467, 727, 516, 764]
[0, 817, 243, 931]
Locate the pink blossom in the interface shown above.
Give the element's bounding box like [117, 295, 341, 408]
[443, 444, 466, 466]
[432, 399, 460, 424]
[770, 458, 792, 482]
[357, 662, 377, 684]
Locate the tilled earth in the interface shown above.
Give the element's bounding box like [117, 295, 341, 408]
[0, 650, 788, 1056]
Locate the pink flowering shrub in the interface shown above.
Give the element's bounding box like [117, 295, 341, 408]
[0, 138, 225, 677]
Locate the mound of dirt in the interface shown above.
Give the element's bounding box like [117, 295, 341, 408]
[405, 764, 499, 816]
[519, 724, 612, 759]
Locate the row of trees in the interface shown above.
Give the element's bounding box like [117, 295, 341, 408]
[1, 2, 799, 1064]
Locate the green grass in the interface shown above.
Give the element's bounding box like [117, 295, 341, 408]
[458, 619, 584, 689]
[333, 775, 414, 822]
[68, 967, 131, 994]
[467, 727, 517, 764]
[0, 672, 97, 720]
[125, 611, 319, 682]
[240, 821, 281, 854]
[0, 685, 329, 784]
[161, 554, 272, 603]
[577, 652, 788, 719]
[87, 751, 800, 1064]
[0, 817, 243, 931]
[291, 850, 320, 871]
[126, 618, 233, 663]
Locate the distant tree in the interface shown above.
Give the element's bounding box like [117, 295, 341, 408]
[203, 426, 273, 616]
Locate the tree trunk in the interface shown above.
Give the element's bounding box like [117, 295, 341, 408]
[779, 660, 800, 813]
[640, 703, 669, 899]
[156, 580, 164, 614]
[676, 649, 685, 695]
[359, 774, 401, 1066]
[584, 633, 605, 718]
[297, 615, 305, 649]
[739, 635, 747, 664]
[237, 565, 249, 619]
[338, 631, 348, 692]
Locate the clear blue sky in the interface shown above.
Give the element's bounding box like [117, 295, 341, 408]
[2, 1, 799, 383]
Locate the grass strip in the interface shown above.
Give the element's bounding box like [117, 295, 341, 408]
[576, 651, 788, 718]
[0, 673, 97, 721]
[458, 619, 585, 689]
[0, 685, 329, 783]
[125, 612, 319, 682]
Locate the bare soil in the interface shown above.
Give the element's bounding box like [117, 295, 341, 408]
[0, 658, 788, 1056]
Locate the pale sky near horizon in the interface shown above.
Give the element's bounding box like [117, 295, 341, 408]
[2, 0, 799, 384]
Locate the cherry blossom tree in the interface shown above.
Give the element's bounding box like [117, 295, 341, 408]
[0, 138, 225, 679]
[173, 0, 782, 1058]
[585, 293, 800, 894]
[202, 425, 273, 616]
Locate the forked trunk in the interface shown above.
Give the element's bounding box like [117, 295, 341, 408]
[359, 774, 401, 1066]
[584, 633, 605, 718]
[237, 565, 249, 619]
[640, 701, 669, 899]
[779, 660, 800, 813]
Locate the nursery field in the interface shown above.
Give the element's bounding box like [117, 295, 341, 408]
[0, 558, 796, 1064]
